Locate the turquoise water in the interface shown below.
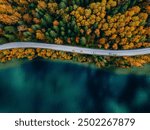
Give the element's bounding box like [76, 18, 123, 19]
[0, 58, 150, 113]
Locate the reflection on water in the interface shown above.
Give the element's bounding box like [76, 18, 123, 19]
[0, 58, 150, 113]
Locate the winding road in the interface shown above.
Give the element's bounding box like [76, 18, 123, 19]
[0, 42, 150, 56]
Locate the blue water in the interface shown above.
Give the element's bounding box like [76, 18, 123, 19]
[0, 58, 150, 113]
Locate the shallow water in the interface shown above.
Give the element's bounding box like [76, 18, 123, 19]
[0, 58, 150, 113]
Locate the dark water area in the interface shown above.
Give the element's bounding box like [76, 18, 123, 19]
[0, 58, 150, 113]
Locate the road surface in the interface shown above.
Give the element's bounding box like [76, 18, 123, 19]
[0, 42, 150, 56]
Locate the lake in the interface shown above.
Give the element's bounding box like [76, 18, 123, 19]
[0, 58, 150, 113]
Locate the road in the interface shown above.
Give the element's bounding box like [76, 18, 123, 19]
[0, 42, 150, 56]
